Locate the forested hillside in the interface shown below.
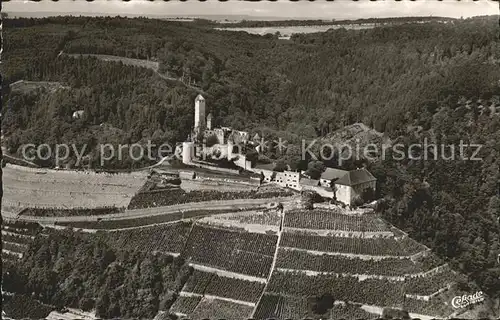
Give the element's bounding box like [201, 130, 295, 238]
[3, 16, 498, 147]
[2, 228, 192, 318]
[1, 15, 499, 305]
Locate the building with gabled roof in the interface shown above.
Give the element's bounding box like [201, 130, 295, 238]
[320, 168, 349, 186]
[337, 168, 377, 187]
[317, 167, 376, 206]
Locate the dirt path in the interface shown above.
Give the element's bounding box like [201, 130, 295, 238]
[275, 267, 406, 281]
[198, 217, 280, 234]
[63, 52, 206, 94]
[154, 70, 206, 94]
[251, 202, 286, 318]
[189, 263, 267, 283]
[2, 249, 22, 258]
[179, 291, 256, 307]
[279, 246, 423, 260]
[1, 230, 34, 239]
[283, 226, 394, 238]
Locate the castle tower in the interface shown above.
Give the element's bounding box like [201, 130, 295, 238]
[182, 142, 194, 164]
[227, 140, 234, 160]
[206, 113, 213, 130]
[194, 94, 206, 133]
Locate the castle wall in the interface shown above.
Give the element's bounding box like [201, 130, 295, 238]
[253, 168, 274, 183]
[234, 155, 252, 171]
[302, 185, 333, 198]
[207, 116, 212, 130]
[275, 171, 300, 190]
[335, 184, 351, 206]
[190, 160, 241, 175]
[320, 178, 331, 188]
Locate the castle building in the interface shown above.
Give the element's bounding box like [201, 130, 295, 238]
[184, 95, 250, 166]
[183, 95, 376, 207]
[193, 95, 249, 146]
[301, 167, 377, 206]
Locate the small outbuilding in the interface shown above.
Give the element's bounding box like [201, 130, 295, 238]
[72, 110, 84, 120]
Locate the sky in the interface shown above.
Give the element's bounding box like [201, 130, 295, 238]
[3, 0, 499, 20]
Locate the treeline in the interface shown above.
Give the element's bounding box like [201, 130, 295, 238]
[2, 229, 191, 318]
[216, 16, 456, 28]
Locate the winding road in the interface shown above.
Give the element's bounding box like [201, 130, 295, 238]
[1, 197, 295, 225]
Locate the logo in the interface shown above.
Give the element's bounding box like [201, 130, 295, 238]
[451, 291, 484, 309]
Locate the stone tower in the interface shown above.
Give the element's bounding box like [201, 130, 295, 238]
[206, 113, 213, 130]
[194, 94, 206, 133]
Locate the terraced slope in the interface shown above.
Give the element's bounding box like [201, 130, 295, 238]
[161, 209, 480, 319]
[1, 203, 480, 320]
[158, 206, 480, 320]
[253, 208, 470, 320]
[1, 220, 42, 264]
[181, 223, 277, 279]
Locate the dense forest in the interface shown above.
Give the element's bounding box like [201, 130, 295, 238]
[1, 14, 499, 311]
[2, 16, 499, 154]
[2, 229, 191, 318]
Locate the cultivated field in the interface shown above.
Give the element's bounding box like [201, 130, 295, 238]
[93, 221, 192, 255]
[170, 296, 202, 316]
[2, 164, 147, 210]
[284, 208, 391, 232]
[280, 232, 426, 256]
[182, 269, 265, 303]
[275, 249, 444, 276]
[405, 265, 462, 296]
[403, 288, 465, 318]
[55, 208, 255, 230]
[203, 209, 282, 227]
[127, 188, 294, 210]
[182, 224, 277, 278]
[266, 270, 405, 307]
